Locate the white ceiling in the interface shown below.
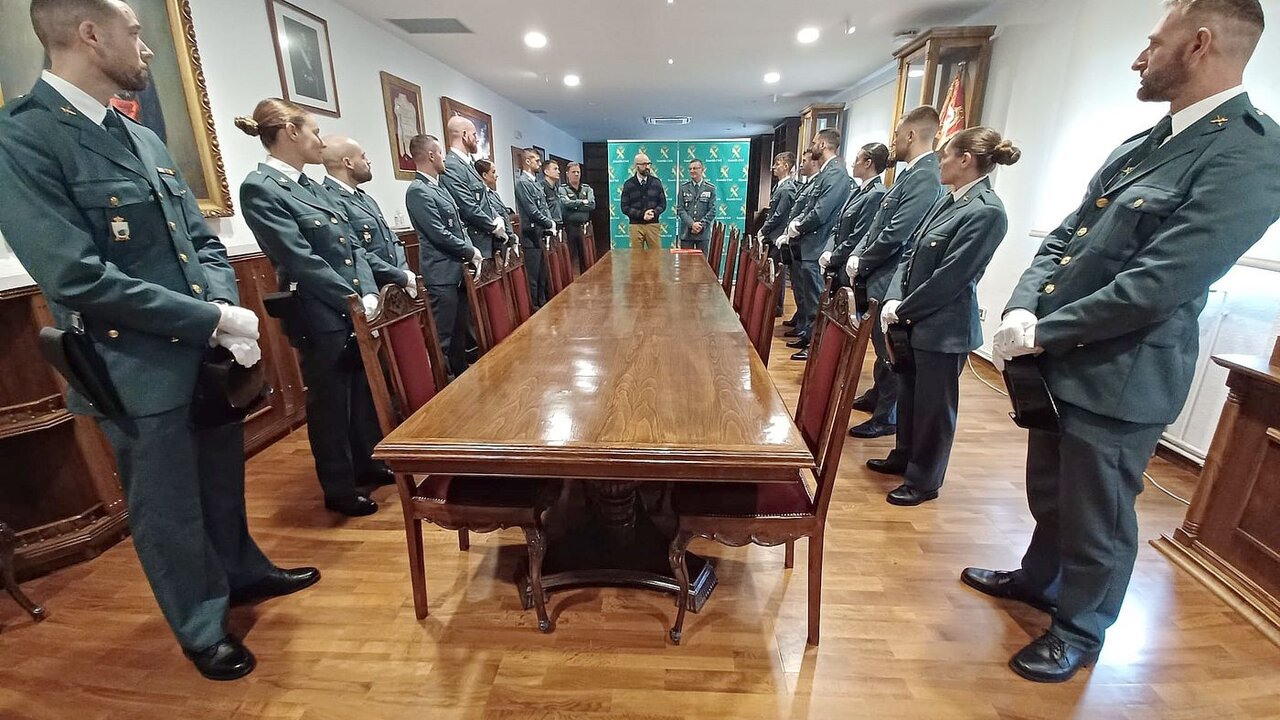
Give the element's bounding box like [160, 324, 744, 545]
[334, 0, 995, 141]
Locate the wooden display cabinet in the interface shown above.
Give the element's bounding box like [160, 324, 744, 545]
[797, 104, 844, 157]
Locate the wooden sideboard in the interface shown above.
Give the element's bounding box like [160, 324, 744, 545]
[0, 253, 307, 580]
[1154, 337, 1280, 645]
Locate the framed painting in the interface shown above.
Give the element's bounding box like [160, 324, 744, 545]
[0, 0, 234, 216]
[510, 145, 527, 197]
[266, 0, 340, 117]
[532, 145, 547, 161]
[379, 72, 423, 181]
[440, 97, 494, 163]
[550, 153, 572, 176]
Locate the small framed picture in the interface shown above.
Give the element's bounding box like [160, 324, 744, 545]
[532, 145, 547, 161]
[379, 72, 424, 181]
[266, 0, 340, 117]
[440, 96, 495, 163]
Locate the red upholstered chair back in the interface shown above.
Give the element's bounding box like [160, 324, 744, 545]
[748, 256, 783, 366]
[463, 257, 517, 354]
[793, 289, 878, 520]
[347, 282, 449, 435]
[558, 232, 577, 281]
[581, 222, 599, 269]
[721, 227, 740, 297]
[734, 235, 759, 321]
[707, 222, 725, 278]
[503, 247, 533, 323]
[546, 235, 567, 298]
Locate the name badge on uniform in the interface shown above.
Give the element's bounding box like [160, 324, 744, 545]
[363, 231, 373, 241]
[110, 216, 130, 242]
[700, 191, 711, 199]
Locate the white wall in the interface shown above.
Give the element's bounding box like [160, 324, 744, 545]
[0, 0, 582, 289]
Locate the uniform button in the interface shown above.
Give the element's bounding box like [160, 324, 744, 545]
[1076, 227, 1089, 237]
[1044, 283, 1056, 294]
[314, 220, 323, 227]
[929, 241, 938, 247]
[109, 196, 120, 207]
[170, 337, 180, 343]
[352, 279, 360, 285]
[191, 283, 202, 294]
[344, 258, 353, 266]
[338, 237, 347, 244]
[1095, 198, 1110, 209]
[107, 329, 120, 338]
[1060, 256, 1072, 266]
[1132, 198, 1145, 209]
[178, 253, 189, 263]
[330, 217, 339, 224]
[168, 222, 177, 231]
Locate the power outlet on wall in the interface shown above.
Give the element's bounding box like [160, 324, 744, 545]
[978, 307, 988, 322]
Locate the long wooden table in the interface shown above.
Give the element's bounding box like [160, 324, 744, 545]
[375, 249, 813, 609]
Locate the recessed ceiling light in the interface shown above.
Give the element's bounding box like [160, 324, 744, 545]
[524, 31, 547, 49]
[797, 27, 820, 44]
[845, 24, 857, 35]
[908, 68, 925, 78]
[563, 74, 581, 87]
[763, 71, 780, 84]
[667, 58, 675, 65]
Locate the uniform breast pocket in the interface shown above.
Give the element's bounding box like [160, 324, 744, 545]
[70, 179, 158, 253]
[1098, 184, 1185, 261]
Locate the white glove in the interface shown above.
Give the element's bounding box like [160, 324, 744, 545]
[215, 333, 261, 368]
[993, 309, 1038, 361]
[471, 248, 483, 267]
[880, 299, 902, 333]
[402, 270, 418, 299]
[361, 293, 379, 317]
[786, 219, 801, 239]
[469, 249, 484, 280]
[215, 304, 259, 340]
[818, 251, 833, 271]
[774, 235, 789, 249]
[991, 352, 1006, 373]
[491, 216, 504, 232]
[844, 255, 860, 279]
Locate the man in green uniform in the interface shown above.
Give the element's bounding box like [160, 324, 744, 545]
[676, 158, 717, 254]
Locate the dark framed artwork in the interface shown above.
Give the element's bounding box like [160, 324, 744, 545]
[266, 0, 340, 117]
[379, 72, 423, 181]
[550, 153, 572, 176]
[510, 145, 527, 197]
[532, 145, 547, 161]
[0, 0, 234, 216]
[440, 96, 494, 163]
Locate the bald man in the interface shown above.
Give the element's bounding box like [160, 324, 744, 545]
[440, 115, 508, 258]
[321, 136, 413, 274]
[620, 153, 666, 249]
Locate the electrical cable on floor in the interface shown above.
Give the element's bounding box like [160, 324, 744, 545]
[967, 354, 1191, 506]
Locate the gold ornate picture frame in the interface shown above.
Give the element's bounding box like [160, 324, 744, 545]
[0, 0, 234, 217]
[380, 72, 424, 182]
[440, 96, 495, 163]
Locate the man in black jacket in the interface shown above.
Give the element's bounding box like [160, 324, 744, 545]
[620, 152, 666, 249]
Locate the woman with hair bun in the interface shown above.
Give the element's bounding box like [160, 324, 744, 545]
[873, 126, 1020, 507]
[235, 98, 408, 517]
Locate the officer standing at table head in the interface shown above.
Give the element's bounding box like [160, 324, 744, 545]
[972, 0, 1280, 683]
[0, 0, 319, 681]
[320, 135, 412, 272]
[676, 158, 717, 255]
[440, 116, 508, 259]
[237, 98, 409, 519]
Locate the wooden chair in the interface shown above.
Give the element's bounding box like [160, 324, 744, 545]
[545, 235, 568, 299]
[744, 256, 784, 366]
[667, 289, 878, 646]
[558, 231, 577, 283]
[721, 228, 740, 298]
[1, 520, 46, 626]
[732, 234, 757, 318]
[347, 283, 556, 631]
[707, 222, 725, 278]
[502, 246, 534, 324]
[581, 221, 599, 270]
[463, 257, 519, 355]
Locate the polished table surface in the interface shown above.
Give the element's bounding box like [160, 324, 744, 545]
[374, 249, 812, 482]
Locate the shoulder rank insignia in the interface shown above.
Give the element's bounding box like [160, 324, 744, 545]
[157, 167, 176, 176]
[1210, 116, 1229, 126]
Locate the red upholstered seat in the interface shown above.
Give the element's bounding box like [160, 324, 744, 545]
[672, 476, 814, 518]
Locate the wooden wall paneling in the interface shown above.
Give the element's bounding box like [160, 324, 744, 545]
[582, 142, 610, 257]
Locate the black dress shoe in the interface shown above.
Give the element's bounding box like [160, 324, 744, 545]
[184, 636, 256, 681]
[790, 349, 809, 361]
[231, 566, 321, 606]
[851, 393, 876, 413]
[959, 567, 1056, 614]
[324, 494, 378, 516]
[1009, 632, 1099, 683]
[886, 484, 938, 506]
[782, 318, 796, 328]
[866, 457, 907, 475]
[785, 337, 809, 349]
[783, 329, 802, 338]
[848, 420, 896, 438]
[358, 467, 395, 489]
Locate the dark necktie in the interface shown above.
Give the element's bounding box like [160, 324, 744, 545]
[296, 172, 320, 199]
[1110, 114, 1174, 184]
[102, 110, 138, 159]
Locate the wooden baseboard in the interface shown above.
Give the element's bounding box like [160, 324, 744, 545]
[1151, 535, 1280, 647]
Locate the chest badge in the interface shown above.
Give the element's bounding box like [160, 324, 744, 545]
[110, 217, 131, 242]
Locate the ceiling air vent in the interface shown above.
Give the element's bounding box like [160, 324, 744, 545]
[528, 109, 548, 115]
[387, 18, 473, 35]
[645, 116, 692, 126]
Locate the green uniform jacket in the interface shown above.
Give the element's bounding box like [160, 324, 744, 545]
[515, 172, 554, 247]
[792, 160, 852, 262]
[0, 80, 227, 417]
[676, 179, 717, 243]
[441, 151, 502, 248]
[851, 153, 943, 302]
[559, 181, 595, 225]
[1006, 93, 1280, 424]
[406, 172, 475, 286]
[321, 177, 409, 271]
[758, 177, 796, 242]
[887, 178, 1008, 354]
[241, 163, 390, 337]
[825, 176, 887, 264]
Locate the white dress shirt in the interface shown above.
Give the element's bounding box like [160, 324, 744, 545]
[1167, 85, 1246, 144]
[265, 156, 305, 184]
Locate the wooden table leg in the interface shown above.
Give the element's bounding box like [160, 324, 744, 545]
[0, 521, 47, 624]
[517, 481, 718, 613]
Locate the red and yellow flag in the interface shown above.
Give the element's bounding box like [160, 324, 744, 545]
[939, 73, 967, 142]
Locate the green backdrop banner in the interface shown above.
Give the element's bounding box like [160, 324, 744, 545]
[607, 139, 750, 249]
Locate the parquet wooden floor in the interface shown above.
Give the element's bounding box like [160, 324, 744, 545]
[2, 300, 1278, 719]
